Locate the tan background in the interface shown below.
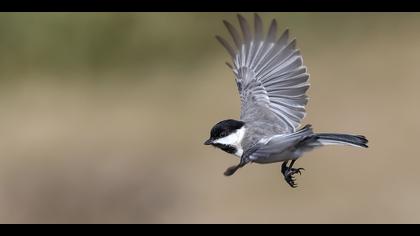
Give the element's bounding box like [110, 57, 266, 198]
[0, 13, 419, 223]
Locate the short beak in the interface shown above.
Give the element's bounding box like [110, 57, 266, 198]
[204, 139, 212, 145]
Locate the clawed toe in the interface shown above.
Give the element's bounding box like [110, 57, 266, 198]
[286, 168, 304, 176]
[284, 168, 304, 188]
[285, 175, 298, 188]
[294, 168, 305, 175]
[281, 161, 304, 188]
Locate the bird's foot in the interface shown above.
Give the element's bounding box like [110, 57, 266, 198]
[283, 168, 304, 188]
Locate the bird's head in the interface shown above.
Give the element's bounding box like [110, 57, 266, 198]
[204, 119, 245, 155]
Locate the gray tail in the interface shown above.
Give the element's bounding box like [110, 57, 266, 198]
[314, 133, 368, 148]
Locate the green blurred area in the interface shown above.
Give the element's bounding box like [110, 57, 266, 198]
[0, 13, 420, 223]
[0, 13, 417, 77]
[0, 13, 226, 76]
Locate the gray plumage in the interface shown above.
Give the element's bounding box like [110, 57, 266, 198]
[216, 14, 309, 152]
[208, 14, 368, 187]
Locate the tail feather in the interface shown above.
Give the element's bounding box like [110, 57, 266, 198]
[315, 133, 368, 148]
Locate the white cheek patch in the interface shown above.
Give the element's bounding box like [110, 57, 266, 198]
[214, 133, 239, 145]
[213, 127, 246, 157]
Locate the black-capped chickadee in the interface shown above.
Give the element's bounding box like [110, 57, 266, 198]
[204, 14, 368, 188]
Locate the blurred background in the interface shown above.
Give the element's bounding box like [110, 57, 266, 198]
[0, 12, 419, 223]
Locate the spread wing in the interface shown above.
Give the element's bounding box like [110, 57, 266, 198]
[216, 14, 310, 133]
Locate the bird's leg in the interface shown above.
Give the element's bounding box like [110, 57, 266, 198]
[287, 160, 305, 175]
[281, 161, 289, 175]
[282, 160, 305, 188]
[224, 156, 250, 176]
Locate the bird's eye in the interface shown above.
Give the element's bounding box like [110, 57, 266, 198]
[220, 132, 227, 137]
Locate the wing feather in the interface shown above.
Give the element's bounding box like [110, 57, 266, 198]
[215, 35, 235, 58]
[247, 125, 314, 162]
[217, 14, 310, 133]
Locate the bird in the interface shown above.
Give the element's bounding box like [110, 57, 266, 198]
[203, 13, 368, 188]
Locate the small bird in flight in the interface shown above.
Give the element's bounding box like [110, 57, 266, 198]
[204, 14, 368, 188]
